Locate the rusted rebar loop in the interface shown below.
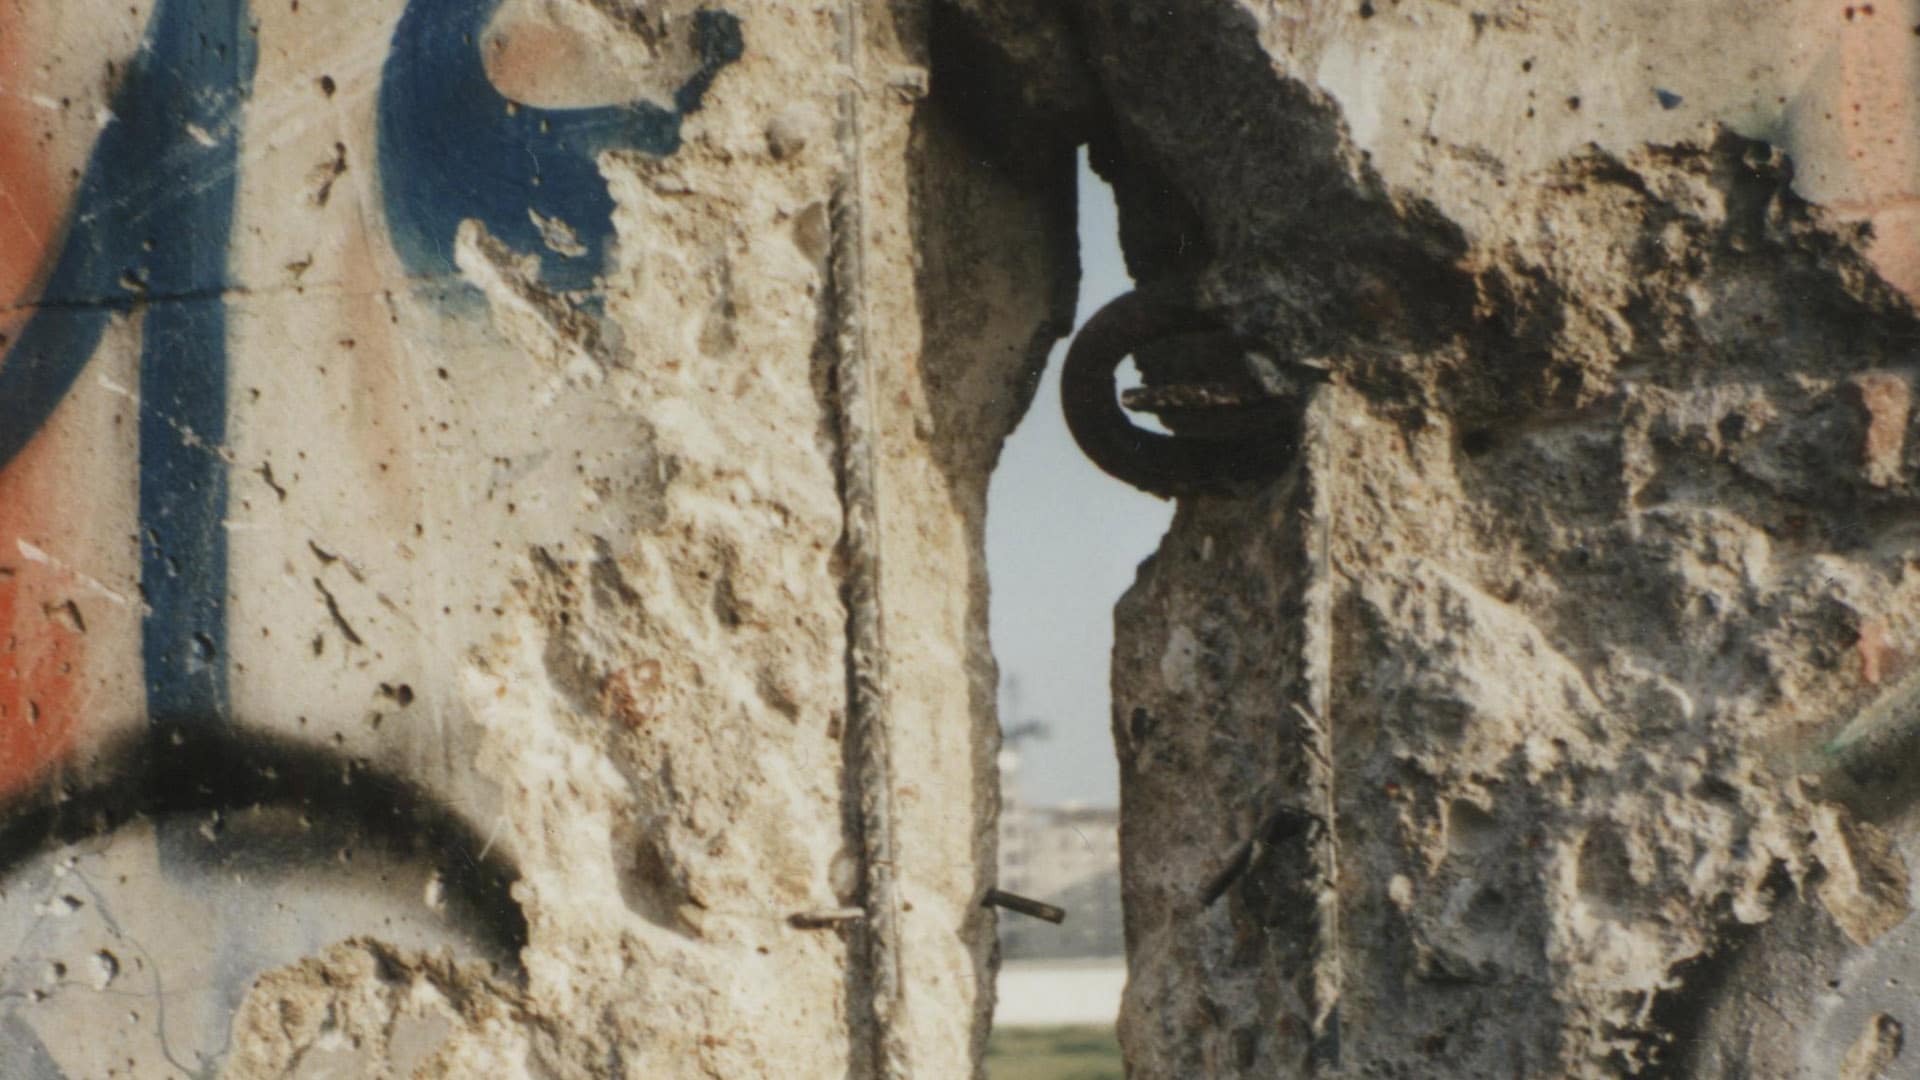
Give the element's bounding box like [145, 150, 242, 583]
[1061, 285, 1297, 498]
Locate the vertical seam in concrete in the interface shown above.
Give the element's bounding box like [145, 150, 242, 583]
[1299, 384, 1342, 1071]
[830, 1, 908, 1076]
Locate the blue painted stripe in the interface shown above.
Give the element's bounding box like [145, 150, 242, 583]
[133, 0, 255, 730]
[0, 0, 256, 729]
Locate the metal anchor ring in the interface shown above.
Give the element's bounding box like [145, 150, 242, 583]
[1061, 285, 1298, 498]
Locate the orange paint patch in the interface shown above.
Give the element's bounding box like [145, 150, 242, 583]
[602, 658, 664, 730]
[482, 20, 589, 106]
[1857, 617, 1891, 685]
[478, 9, 664, 110]
[1851, 371, 1912, 487]
[0, 8, 84, 796]
[1831, 10, 1920, 298]
[0, 15, 61, 347]
[0, 435, 84, 798]
[339, 220, 418, 524]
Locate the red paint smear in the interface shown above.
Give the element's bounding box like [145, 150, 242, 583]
[0, 13, 59, 346]
[1832, 12, 1920, 298]
[0, 16, 87, 795]
[0, 434, 83, 798]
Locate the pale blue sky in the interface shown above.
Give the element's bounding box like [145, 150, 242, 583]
[987, 155, 1169, 807]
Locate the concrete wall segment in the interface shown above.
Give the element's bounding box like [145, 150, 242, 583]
[0, 0, 1072, 1074]
[1050, 1, 1920, 1075]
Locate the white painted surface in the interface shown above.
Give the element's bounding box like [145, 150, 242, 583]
[993, 959, 1127, 1029]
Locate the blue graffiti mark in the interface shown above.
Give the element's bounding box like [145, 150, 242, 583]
[0, 0, 739, 740]
[0, 0, 255, 728]
[378, 1, 742, 293]
[133, 0, 254, 732]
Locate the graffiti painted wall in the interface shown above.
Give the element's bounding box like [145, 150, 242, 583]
[0, 0, 1058, 1073]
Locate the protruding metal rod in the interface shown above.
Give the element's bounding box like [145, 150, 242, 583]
[1201, 841, 1256, 908]
[1816, 661, 1920, 817]
[789, 907, 867, 929]
[984, 888, 1066, 924]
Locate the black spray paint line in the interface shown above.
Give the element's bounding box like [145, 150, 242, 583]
[0, 722, 528, 971]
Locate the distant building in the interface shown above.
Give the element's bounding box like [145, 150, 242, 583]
[997, 750, 1124, 959]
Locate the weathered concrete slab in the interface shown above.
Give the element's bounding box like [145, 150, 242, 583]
[0, 1, 1073, 1074]
[1020, 1, 1920, 1075]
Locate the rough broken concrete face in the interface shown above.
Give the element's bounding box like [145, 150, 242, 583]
[957, 0, 1920, 1076]
[0, 0, 1069, 1075]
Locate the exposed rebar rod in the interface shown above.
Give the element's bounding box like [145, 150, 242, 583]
[830, 2, 908, 1076]
[1299, 384, 1342, 1071]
